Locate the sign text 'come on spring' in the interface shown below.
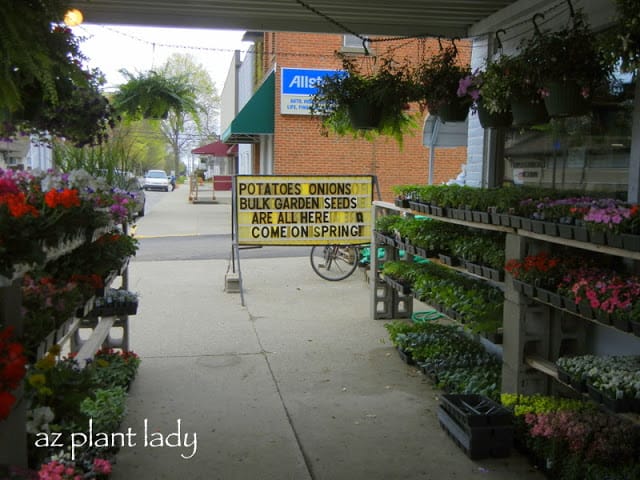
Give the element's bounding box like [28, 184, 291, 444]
[235, 175, 373, 246]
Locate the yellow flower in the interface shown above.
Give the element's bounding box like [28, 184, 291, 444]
[48, 345, 61, 356]
[28, 373, 46, 388]
[38, 387, 53, 397]
[35, 355, 55, 371]
[96, 359, 109, 368]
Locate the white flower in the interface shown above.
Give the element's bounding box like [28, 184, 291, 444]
[26, 406, 55, 434]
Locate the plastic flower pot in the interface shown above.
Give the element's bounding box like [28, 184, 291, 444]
[543, 80, 590, 118]
[476, 104, 513, 129]
[510, 99, 549, 127]
[606, 231, 624, 249]
[348, 99, 383, 130]
[622, 233, 640, 252]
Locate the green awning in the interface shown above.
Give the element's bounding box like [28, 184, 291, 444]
[222, 71, 275, 144]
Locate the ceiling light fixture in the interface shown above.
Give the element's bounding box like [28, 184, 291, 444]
[64, 8, 84, 27]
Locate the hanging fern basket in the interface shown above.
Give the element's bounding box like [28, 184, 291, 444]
[347, 98, 383, 130]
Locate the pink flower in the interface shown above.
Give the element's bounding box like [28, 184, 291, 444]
[93, 458, 112, 475]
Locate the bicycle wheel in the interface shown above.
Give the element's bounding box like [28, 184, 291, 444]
[310, 245, 359, 281]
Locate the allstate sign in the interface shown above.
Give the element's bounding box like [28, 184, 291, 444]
[281, 67, 342, 115]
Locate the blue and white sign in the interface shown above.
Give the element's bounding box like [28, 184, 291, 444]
[281, 68, 342, 115]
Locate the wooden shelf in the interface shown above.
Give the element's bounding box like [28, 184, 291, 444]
[373, 201, 514, 233]
[518, 229, 640, 261]
[525, 355, 559, 378]
[75, 317, 115, 367]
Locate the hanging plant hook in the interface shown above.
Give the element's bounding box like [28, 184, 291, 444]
[495, 29, 506, 52]
[362, 36, 370, 56]
[565, 0, 577, 27]
[532, 13, 545, 36]
[566, 0, 575, 18]
[451, 37, 460, 56]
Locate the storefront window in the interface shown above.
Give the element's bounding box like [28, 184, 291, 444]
[504, 71, 635, 192]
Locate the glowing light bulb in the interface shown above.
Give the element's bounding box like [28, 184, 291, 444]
[64, 8, 84, 27]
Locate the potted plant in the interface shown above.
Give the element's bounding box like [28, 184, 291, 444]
[112, 69, 199, 120]
[411, 45, 471, 122]
[0, 1, 115, 146]
[310, 54, 417, 145]
[458, 56, 513, 129]
[521, 10, 613, 118]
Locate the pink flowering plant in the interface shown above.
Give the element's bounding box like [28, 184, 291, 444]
[503, 393, 639, 479]
[524, 410, 639, 478]
[559, 266, 640, 314]
[582, 199, 636, 233]
[37, 456, 112, 480]
[458, 53, 546, 115]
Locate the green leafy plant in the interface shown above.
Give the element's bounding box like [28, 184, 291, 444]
[310, 53, 417, 145]
[374, 214, 404, 235]
[411, 45, 471, 116]
[459, 54, 545, 115]
[92, 348, 141, 389]
[80, 386, 127, 434]
[0, 0, 114, 145]
[112, 69, 199, 120]
[521, 10, 613, 96]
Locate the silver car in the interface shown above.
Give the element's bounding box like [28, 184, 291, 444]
[143, 170, 170, 191]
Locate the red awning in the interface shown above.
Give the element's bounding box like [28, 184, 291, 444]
[191, 141, 234, 156]
[226, 144, 238, 155]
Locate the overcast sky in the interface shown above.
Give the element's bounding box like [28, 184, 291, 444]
[72, 24, 252, 94]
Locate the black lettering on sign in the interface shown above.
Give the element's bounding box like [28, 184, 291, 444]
[356, 212, 364, 223]
[323, 197, 358, 209]
[251, 212, 273, 224]
[308, 183, 351, 195]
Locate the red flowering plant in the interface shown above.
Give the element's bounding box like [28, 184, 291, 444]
[0, 325, 28, 421]
[20, 274, 91, 360]
[0, 168, 143, 279]
[0, 169, 45, 278]
[504, 251, 564, 290]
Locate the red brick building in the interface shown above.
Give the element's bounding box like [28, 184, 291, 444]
[225, 33, 470, 202]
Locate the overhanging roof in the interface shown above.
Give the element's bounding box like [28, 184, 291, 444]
[191, 141, 234, 156]
[222, 71, 275, 144]
[71, 0, 520, 38]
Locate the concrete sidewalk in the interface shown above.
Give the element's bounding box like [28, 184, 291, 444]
[112, 184, 543, 479]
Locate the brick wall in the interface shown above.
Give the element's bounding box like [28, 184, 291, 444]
[268, 33, 470, 201]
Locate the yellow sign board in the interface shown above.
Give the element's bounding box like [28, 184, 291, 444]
[235, 175, 373, 246]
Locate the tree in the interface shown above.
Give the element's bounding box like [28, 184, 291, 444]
[158, 53, 221, 176]
[110, 53, 220, 177]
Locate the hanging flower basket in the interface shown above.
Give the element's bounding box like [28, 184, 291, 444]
[435, 99, 469, 123]
[476, 102, 512, 129]
[543, 80, 590, 117]
[348, 98, 383, 130]
[510, 100, 549, 126]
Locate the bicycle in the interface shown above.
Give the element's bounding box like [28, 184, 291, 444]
[309, 244, 365, 281]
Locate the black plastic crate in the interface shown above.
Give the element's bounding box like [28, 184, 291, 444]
[437, 407, 513, 460]
[440, 394, 513, 428]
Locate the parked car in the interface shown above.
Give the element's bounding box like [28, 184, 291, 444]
[144, 169, 170, 191]
[126, 177, 146, 217]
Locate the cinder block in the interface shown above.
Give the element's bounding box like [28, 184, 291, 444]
[225, 273, 241, 293]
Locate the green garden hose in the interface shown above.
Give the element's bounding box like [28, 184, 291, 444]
[412, 310, 444, 323]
